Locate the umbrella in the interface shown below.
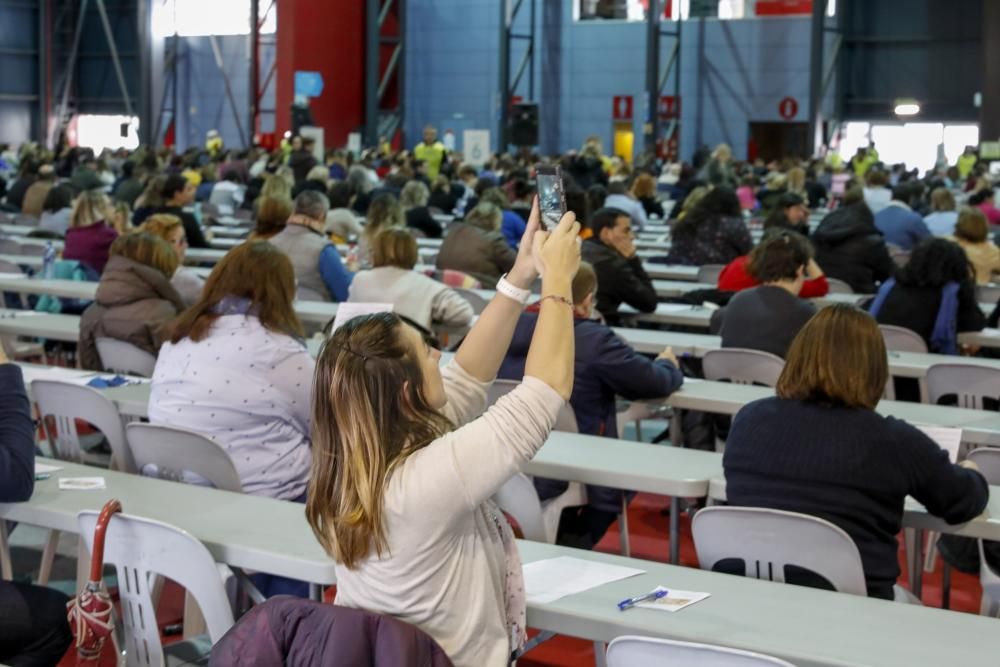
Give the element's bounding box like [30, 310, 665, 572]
[67, 498, 122, 663]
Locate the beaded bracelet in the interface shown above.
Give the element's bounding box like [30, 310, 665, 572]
[539, 294, 573, 308]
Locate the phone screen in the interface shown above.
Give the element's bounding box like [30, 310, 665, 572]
[535, 165, 566, 231]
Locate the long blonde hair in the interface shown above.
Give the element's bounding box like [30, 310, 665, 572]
[306, 313, 452, 568]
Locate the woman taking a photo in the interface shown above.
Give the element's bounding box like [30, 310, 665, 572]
[307, 202, 581, 667]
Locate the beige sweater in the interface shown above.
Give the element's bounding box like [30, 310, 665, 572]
[333, 361, 564, 667]
[348, 266, 474, 331]
[953, 237, 1000, 285]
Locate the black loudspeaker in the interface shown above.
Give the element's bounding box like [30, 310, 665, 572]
[510, 103, 539, 146]
[291, 104, 314, 135]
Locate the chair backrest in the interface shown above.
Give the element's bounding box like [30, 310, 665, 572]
[702, 348, 785, 387]
[0, 239, 21, 254]
[488, 379, 578, 432]
[692, 506, 868, 596]
[967, 448, 1000, 485]
[607, 636, 795, 667]
[697, 264, 725, 284]
[879, 324, 928, 353]
[31, 379, 136, 473]
[77, 512, 235, 666]
[825, 277, 855, 294]
[977, 284, 1000, 305]
[126, 423, 243, 492]
[926, 363, 1000, 410]
[17, 243, 46, 257]
[95, 337, 158, 377]
[453, 287, 490, 315]
[493, 473, 548, 542]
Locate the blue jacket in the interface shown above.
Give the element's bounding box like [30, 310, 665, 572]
[499, 311, 684, 512]
[500, 210, 526, 249]
[874, 203, 931, 251]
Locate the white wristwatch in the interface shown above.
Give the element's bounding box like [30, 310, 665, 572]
[496, 273, 531, 305]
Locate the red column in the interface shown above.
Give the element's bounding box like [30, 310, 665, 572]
[276, 1, 365, 145]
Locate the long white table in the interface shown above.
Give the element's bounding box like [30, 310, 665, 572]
[642, 263, 699, 281]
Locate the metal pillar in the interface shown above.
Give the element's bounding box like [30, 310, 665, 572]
[51, 0, 88, 148]
[209, 35, 249, 147]
[93, 0, 135, 117]
[499, 0, 537, 150]
[137, 0, 152, 145]
[807, 0, 827, 157]
[644, 0, 681, 157]
[364, 0, 406, 148]
[250, 0, 260, 143]
[37, 0, 50, 144]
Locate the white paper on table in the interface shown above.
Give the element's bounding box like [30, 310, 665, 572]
[0, 272, 26, 279]
[635, 586, 711, 613]
[18, 365, 96, 386]
[523, 556, 645, 604]
[59, 477, 106, 490]
[915, 425, 962, 463]
[329, 302, 393, 333]
[657, 304, 695, 313]
[34, 462, 62, 474]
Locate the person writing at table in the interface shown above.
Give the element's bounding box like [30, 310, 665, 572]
[724, 304, 988, 600]
[0, 346, 73, 665]
[307, 201, 581, 667]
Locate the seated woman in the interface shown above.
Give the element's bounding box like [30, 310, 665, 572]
[140, 213, 206, 305]
[359, 193, 405, 267]
[710, 232, 818, 358]
[38, 184, 74, 236]
[436, 202, 516, 286]
[724, 304, 988, 600]
[348, 228, 474, 332]
[401, 180, 443, 239]
[811, 187, 895, 294]
[869, 237, 986, 353]
[63, 189, 119, 274]
[660, 187, 752, 266]
[499, 262, 683, 549]
[78, 232, 186, 370]
[762, 191, 809, 236]
[149, 241, 313, 502]
[718, 229, 829, 297]
[307, 202, 581, 667]
[250, 194, 293, 240]
[950, 207, 1000, 286]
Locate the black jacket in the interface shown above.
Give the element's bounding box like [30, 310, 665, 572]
[0, 365, 35, 503]
[405, 207, 444, 238]
[581, 239, 658, 322]
[812, 204, 895, 294]
[871, 283, 986, 349]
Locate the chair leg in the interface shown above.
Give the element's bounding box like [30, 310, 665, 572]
[593, 641, 607, 667]
[0, 521, 12, 581]
[618, 494, 631, 557]
[182, 591, 208, 638]
[37, 529, 60, 586]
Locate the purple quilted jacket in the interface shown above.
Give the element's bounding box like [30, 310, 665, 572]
[208, 597, 455, 667]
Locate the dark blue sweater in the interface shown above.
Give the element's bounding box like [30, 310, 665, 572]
[724, 397, 989, 599]
[0, 365, 35, 503]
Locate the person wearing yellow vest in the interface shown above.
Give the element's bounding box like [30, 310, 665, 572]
[414, 125, 447, 180]
[957, 146, 978, 180]
[205, 129, 223, 158]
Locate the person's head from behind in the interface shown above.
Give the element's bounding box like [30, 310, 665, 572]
[775, 191, 808, 225]
[70, 190, 112, 228]
[930, 187, 956, 213]
[865, 170, 889, 188]
[141, 213, 187, 264]
[968, 189, 994, 207]
[254, 196, 293, 239]
[891, 181, 921, 206]
[465, 202, 503, 233]
[776, 304, 887, 410]
[422, 125, 437, 145]
[372, 228, 418, 270]
[162, 174, 195, 206]
[607, 181, 627, 196]
[590, 207, 632, 251]
[306, 311, 452, 566]
[168, 241, 301, 343]
[260, 173, 291, 200]
[954, 207, 989, 244]
[676, 187, 741, 238]
[571, 261, 598, 318]
[712, 144, 732, 163]
[747, 230, 812, 293]
[366, 193, 404, 237]
[42, 184, 74, 214]
[327, 182, 352, 209]
[897, 237, 972, 288]
[109, 231, 178, 279]
[400, 180, 430, 210]
[293, 190, 330, 229]
[631, 173, 656, 199]
[479, 186, 509, 211]
[305, 165, 328, 185]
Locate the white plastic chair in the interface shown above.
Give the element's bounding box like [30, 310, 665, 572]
[879, 325, 928, 353]
[696, 264, 725, 284]
[692, 506, 868, 596]
[977, 284, 1000, 304]
[77, 511, 235, 667]
[126, 423, 243, 492]
[965, 448, 1000, 616]
[453, 287, 490, 315]
[95, 337, 158, 377]
[825, 277, 855, 294]
[606, 636, 795, 667]
[926, 363, 1000, 410]
[702, 348, 785, 387]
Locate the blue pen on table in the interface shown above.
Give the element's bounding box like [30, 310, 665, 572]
[617, 588, 668, 611]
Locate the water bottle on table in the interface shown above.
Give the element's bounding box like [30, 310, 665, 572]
[42, 241, 56, 279]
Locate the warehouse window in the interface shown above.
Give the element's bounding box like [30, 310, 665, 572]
[152, 0, 277, 38]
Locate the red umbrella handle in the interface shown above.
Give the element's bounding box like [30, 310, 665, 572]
[89, 499, 122, 584]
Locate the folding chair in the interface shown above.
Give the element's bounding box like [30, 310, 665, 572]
[607, 635, 795, 667]
[95, 338, 158, 377]
[926, 363, 1000, 411]
[696, 264, 725, 284]
[825, 277, 855, 294]
[966, 448, 1000, 617]
[702, 348, 785, 387]
[126, 423, 242, 492]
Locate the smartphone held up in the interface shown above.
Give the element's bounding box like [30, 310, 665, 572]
[535, 164, 566, 231]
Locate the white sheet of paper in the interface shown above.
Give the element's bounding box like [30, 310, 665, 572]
[329, 302, 394, 333]
[0, 272, 26, 279]
[635, 586, 711, 612]
[59, 477, 106, 490]
[657, 304, 695, 313]
[34, 462, 62, 474]
[523, 556, 645, 604]
[915, 425, 963, 463]
[18, 365, 96, 386]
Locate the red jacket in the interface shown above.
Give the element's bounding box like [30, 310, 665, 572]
[718, 255, 829, 298]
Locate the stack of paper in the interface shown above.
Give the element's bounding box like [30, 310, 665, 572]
[915, 425, 962, 463]
[523, 556, 645, 604]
